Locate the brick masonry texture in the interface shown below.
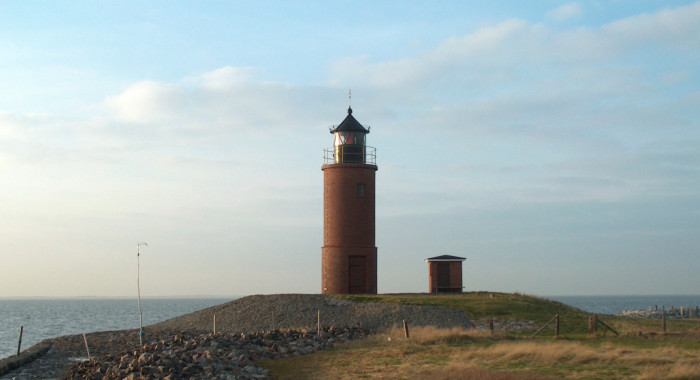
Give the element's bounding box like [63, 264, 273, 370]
[322, 163, 378, 294]
[322, 247, 377, 294]
[427, 261, 464, 293]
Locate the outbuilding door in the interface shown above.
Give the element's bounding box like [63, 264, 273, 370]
[437, 262, 450, 292]
[348, 256, 366, 293]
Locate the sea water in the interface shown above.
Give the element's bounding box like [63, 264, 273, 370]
[0, 298, 230, 359]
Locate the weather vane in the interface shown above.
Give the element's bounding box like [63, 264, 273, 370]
[349, 89, 352, 107]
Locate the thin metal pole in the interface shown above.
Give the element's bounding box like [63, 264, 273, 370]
[137, 242, 147, 345]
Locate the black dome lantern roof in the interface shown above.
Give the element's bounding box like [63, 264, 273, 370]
[330, 107, 369, 134]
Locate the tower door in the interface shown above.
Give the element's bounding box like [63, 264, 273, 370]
[348, 256, 366, 293]
[437, 263, 450, 292]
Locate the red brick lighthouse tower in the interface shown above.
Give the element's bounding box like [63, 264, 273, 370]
[322, 106, 377, 294]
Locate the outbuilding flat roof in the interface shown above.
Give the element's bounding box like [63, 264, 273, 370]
[425, 255, 466, 262]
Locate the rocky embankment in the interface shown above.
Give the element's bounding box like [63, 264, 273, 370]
[2, 294, 474, 379]
[64, 327, 366, 379]
[0, 342, 51, 376]
[616, 306, 700, 319]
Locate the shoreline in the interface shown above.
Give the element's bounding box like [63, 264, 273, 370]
[2, 326, 370, 379]
[0, 293, 475, 379]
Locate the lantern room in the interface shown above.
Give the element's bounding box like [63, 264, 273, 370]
[324, 107, 376, 165]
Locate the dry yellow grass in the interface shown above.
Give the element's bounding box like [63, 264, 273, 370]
[458, 341, 677, 366]
[414, 363, 557, 380]
[261, 326, 700, 379]
[382, 325, 493, 344]
[452, 340, 700, 378]
[637, 359, 700, 380]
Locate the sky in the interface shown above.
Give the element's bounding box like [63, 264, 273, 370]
[1, 1, 698, 298]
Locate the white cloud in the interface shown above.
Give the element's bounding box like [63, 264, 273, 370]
[195, 66, 257, 90]
[0, 111, 23, 140]
[328, 20, 534, 89]
[545, 3, 581, 22]
[105, 80, 188, 124]
[433, 19, 532, 60]
[601, 1, 700, 50]
[104, 72, 348, 135]
[329, 2, 699, 95]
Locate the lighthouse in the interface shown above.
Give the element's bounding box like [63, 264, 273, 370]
[322, 106, 377, 294]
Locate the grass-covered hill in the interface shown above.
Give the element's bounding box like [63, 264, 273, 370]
[334, 291, 586, 321]
[262, 292, 700, 379]
[334, 291, 592, 335]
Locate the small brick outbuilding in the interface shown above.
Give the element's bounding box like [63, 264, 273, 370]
[425, 255, 466, 293]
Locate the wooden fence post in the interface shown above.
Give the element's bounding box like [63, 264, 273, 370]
[588, 315, 597, 337]
[403, 320, 410, 339]
[555, 314, 560, 338]
[489, 319, 494, 336]
[662, 310, 667, 333]
[317, 310, 320, 336]
[17, 326, 23, 356]
[83, 333, 91, 359]
[593, 314, 598, 336]
[213, 314, 216, 334]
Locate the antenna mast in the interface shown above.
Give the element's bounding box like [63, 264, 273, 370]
[136, 242, 148, 345]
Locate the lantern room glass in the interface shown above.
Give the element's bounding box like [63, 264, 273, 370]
[334, 132, 366, 147]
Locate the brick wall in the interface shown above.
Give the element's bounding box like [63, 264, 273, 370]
[427, 261, 463, 293]
[322, 163, 378, 294]
[321, 246, 377, 293]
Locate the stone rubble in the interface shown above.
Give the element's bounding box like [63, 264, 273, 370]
[0, 342, 51, 376]
[62, 326, 367, 380]
[472, 319, 538, 332]
[616, 306, 700, 319]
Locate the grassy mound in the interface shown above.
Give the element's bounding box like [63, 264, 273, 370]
[261, 292, 700, 379]
[334, 291, 591, 335]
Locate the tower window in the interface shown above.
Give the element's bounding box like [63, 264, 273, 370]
[356, 183, 365, 197]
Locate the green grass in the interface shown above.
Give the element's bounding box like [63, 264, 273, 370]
[332, 292, 577, 320]
[333, 291, 592, 335]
